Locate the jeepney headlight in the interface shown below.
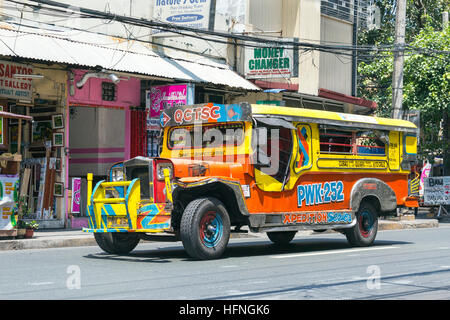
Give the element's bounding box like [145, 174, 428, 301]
[156, 162, 173, 180]
[111, 167, 124, 182]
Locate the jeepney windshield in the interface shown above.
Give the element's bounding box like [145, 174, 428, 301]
[167, 122, 245, 150]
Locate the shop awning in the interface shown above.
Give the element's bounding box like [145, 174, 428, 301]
[0, 24, 260, 91]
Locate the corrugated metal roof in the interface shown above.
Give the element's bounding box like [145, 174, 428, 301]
[0, 24, 260, 91]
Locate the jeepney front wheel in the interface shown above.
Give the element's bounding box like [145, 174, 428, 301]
[180, 197, 231, 260]
[94, 233, 140, 254]
[345, 202, 378, 247]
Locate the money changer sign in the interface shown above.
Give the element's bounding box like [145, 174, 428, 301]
[244, 42, 297, 79]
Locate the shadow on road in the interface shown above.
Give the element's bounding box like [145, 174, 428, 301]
[82, 237, 412, 263]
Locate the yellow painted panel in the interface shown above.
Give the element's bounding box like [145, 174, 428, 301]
[405, 135, 417, 154]
[388, 131, 400, 170]
[317, 158, 388, 170]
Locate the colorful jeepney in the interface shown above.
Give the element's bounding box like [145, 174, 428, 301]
[84, 102, 419, 260]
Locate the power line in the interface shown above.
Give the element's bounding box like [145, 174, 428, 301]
[7, 0, 401, 53]
[2, 0, 448, 60]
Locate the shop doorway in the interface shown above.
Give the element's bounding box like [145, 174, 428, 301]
[68, 106, 126, 218]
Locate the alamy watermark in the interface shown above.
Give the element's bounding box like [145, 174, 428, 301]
[366, 265, 381, 290]
[167, 124, 282, 175]
[66, 265, 81, 290]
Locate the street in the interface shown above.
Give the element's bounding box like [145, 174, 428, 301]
[1, 226, 450, 300]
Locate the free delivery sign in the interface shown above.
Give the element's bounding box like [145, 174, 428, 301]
[153, 0, 216, 35]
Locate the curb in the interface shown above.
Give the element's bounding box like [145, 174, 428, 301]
[0, 236, 97, 251]
[0, 219, 440, 251]
[378, 219, 439, 230]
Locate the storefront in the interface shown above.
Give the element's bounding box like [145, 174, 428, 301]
[67, 69, 142, 228]
[0, 59, 68, 230]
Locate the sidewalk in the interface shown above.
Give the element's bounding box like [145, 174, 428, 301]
[0, 216, 442, 251]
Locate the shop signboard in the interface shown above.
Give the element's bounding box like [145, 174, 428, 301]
[0, 174, 19, 231]
[71, 177, 81, 214]
[145, 83, 194, 157]
[0, 61, 33, 101]
[152, 0, 216, 36]
[244, 40, 298, 79]
[146, 83, 195, 129]
[423, 176, 450, 206]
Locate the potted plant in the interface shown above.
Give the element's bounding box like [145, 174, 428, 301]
[14, 196, 37, 238]
[24, 220, 39, 238]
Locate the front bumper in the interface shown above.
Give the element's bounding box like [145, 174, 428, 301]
[83, 178, 171, 234]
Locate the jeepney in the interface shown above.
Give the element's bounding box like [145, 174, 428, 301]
[84, 102, 419, 260]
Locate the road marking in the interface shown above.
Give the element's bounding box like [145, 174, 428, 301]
[221, 265, 238, 268]
[28, 282, 54, 286]
[271, 246, 399, 259]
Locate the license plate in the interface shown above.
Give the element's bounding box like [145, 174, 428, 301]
[107, 216, 129, 228]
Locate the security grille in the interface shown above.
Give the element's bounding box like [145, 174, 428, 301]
[321, 0, 375, 29]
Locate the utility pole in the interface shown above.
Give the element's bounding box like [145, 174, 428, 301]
[443, 11, 448, 30]
[391, 0, 406, 119]
[443, 11, 449, 177]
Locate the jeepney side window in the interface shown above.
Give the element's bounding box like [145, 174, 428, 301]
[356, 130, 387, 156]
[319, 126, 353, 154]
[319, 125, 387, 156]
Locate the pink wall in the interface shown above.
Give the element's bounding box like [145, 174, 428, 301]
[67, 69, 141, 160]
[68, 69, 141, 108]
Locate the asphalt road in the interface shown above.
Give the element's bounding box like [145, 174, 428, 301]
[1, 226, 450, 300]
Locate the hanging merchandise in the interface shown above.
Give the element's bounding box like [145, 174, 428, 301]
[0, 174, 19, 230]
[71, 177, 81, 214]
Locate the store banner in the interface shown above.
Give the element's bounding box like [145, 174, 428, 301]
[0, 174, 19, 231]
[152, 0, 216, 36]
[0, 61, 33, 101]
[146, 83, 194, 129]
[71, 177, 82, 214]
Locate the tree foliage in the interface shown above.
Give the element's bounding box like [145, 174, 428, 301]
[357, 0, 450, 160]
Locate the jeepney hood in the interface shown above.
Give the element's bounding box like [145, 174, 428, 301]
[169, 158, 246, 181]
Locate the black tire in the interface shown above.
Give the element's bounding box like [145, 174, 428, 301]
[345, 202, 378, 247]
[180, 197, 230, 260]
[267, 231, 297, 245]
[94, 233, 140, 254]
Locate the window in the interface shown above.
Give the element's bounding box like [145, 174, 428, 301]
[319, 125, 386, 156]
[168, 123, 244, 150]
[102, 82, 116, 101]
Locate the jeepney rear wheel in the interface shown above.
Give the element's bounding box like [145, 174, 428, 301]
[94, 233, 140, 254]
[267, 231, 297, 245]
[180, 197, 230, 260]
[345, 202, 378, 247]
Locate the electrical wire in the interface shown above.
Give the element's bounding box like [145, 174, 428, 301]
[2, 0, 448, 61]
[5, 0, 402, 53]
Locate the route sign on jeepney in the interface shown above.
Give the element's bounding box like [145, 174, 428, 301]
[160, 103, 252, 127]
[423, 176, 450, 206]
